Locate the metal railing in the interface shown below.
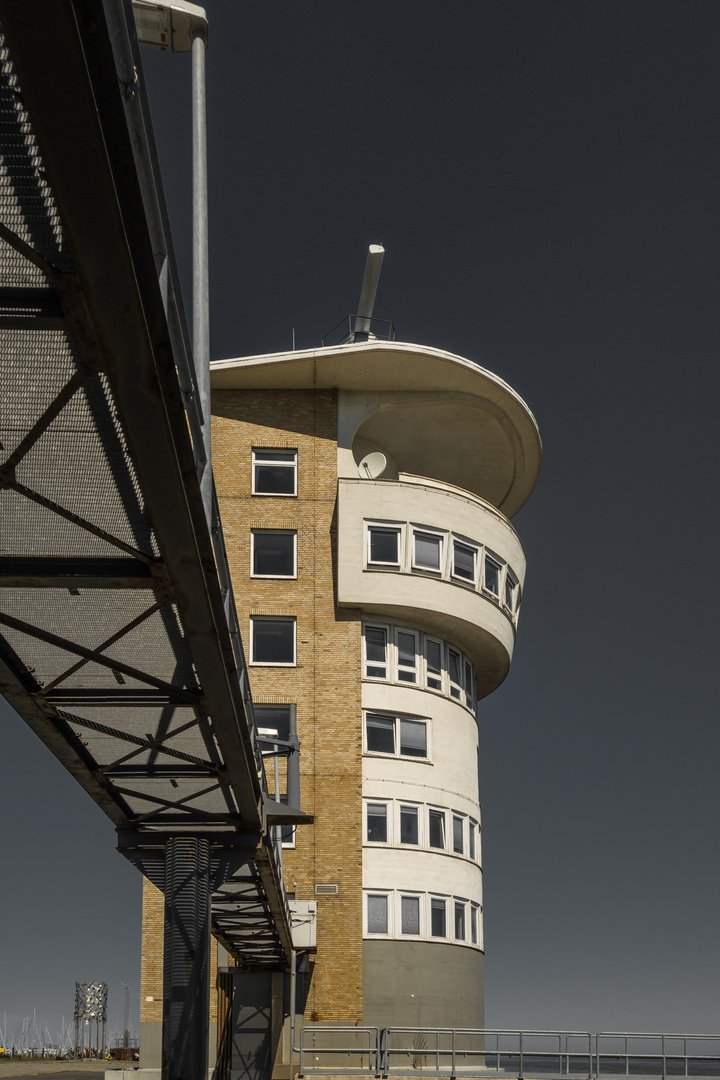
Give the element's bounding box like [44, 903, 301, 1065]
[321, 314, 398, 347]
[294, 1026, 720, 1079]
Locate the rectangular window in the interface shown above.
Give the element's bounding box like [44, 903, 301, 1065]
[365, 626, 388, 679]
[413, 530, 442, 572]
[401, 895, 420, 935]
[366, 713, 395, 754]
[251, 530, 296, 577]
[367, 803, 388, 843]
[400, 805, 419, 845]
[453, 539, 476, 582]
[367, 894, 388, 934]
[468, 820, 476, 860]
[399, 718, 427, 758]
[368, 526, 401, 566]
[431, 898, 446, 937]
[453, 815, 464, 854]
[396, 630, 418, 683]
[251, 617, 296, 665]
[252, 449, 297, 495]
[470, 904, 478, 945]
[464, 660, 474, 709]
[254, 704, 295, 744]
[448, 648, 462, 699]
[425, 638, 443, 691]
[484, 556, 501, 596]
[505, 572, 517, 612]
[429, 809, 445, 849]
[455, 901, 466, 940]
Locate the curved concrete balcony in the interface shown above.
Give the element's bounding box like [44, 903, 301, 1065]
[336, 477, 527, 698]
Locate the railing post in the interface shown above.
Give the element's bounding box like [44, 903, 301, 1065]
[519, 1030, 524, 1080]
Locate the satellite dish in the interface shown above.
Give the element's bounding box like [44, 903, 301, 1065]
[358, 452, 387, 479]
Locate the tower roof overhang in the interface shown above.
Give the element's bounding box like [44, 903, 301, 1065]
[210, 341, 542, 517]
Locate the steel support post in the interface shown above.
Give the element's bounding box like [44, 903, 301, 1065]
[162, 836, 212, 1080]
[191, 25, 211, 519]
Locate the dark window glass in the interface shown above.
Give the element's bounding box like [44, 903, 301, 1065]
[453, 815, 464, 854]
[471, 905, 478, 944]
[401, 896, 420, 935]
[254, 451, 297, 495]
[468, 821, 476, 860]
[431, 898, 446, 937]
[252, 618, 295, 664]
[505, 576, 515, 610]
[453, 541, 475, 580]
[253, 531, 295, 576]
[366, 714, 395, 754]
[367, 803, 387, 842]
[365, 627, 387, 677]
[397, 631, 416, 682]
[369, 528, 400, 564]
[400, 806, 419, 844]
[449, 649, 462, 686]
[426, 639, 443, 690]
[484, 558, 500, 595]
[465, 660, 474, 707]
[455, 901, 465, 940]
[399, 719, 426, 757]
[429, 810, 445, 848]
[414, 531, 441, 570]
[254, 704, 293, 743]
[367, 894, 388, 934]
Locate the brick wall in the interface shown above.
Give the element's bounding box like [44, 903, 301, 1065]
[212, 387, 363, 1021]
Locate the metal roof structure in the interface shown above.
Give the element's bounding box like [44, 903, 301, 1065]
[0, 0, 294, 968]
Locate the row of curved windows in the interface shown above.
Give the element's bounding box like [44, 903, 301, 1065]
[365, 519, 521, 619]
[365, 889, 483, 948]
[364, 798, 480, 862]
[363, 623, 476, 710]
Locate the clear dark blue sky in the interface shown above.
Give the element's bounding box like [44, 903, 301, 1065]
[2, 0, 720, 1036]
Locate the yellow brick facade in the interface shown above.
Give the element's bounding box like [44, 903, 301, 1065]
[211, 387, 363, 1021]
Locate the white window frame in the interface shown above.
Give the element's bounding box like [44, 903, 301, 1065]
[399, 892, 423, 938]
[366, 522, 404, 568]
[470, 903, 480, 946]
[428, 807, 446, 850]
[249, 616, 297, 667]
[468, 818, 477, 861]
[395, 627, 420, 685]
[504, 569, 519, 614]
[365, 890, 393, 937]
[410, 525, 446, 575]
[363, 711, 430, 762]
[429, 895, 448, 939]
[452, 814, 465, 855]
[250, 529, 297, 579]
[363, 623, 390, 680]
[482, 551, 503, 598]
[397, 801, 422, 847]
[251, 448, 297, 496]
[451, 535, 479, 585]
[424, 635, 445, 694]
[454, 898, 467, 941]
[364, 799, 391, 845]
[447, 646, 464, 701]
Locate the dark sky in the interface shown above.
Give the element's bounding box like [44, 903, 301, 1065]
[2, 0, 720, 1038]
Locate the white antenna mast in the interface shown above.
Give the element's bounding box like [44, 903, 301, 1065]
[353, 244, 385, 341]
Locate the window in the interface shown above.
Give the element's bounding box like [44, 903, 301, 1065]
[252, 449, 297, 495]
[429, 810, 445, 849]
[367, 894, 389, 934]
[483, 555, 501, 596]
[250, 617, 296, 665]
[251, 530, 296, 577]
[448, 648, 463, 700]
[366, 713, 395, 754]
[367, 803, 388, 843]
[464, 660, 474, 709]
[400, 805, 419, 845]
[396, 630, 418, 683]
[368, 526, 401, 566]
[453, 815, 464, 854]
[431, 897, 446, 937]
[412, 530, 443, 572]
[425, 638, 443, 691]
[468, 820, 476, 861]
[505, 572, 518, 612]
[254, 703, 295, 744]
[470, 904, 479, 945]
[401, 895, 421, 935]
[365, 713, 428, 759]
[364, 626, 388, 678]
[452, 539, 476, 582]
[454, 901, 466, 940]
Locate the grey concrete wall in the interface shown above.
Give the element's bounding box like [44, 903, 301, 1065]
[363, 941, 484, 1029]
[139, 1020, 162, 1069]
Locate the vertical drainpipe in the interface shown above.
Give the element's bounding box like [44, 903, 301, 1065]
[191, 23, 212, 518]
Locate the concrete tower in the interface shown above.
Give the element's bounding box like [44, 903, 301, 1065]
[208, 335, 541, 1034]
